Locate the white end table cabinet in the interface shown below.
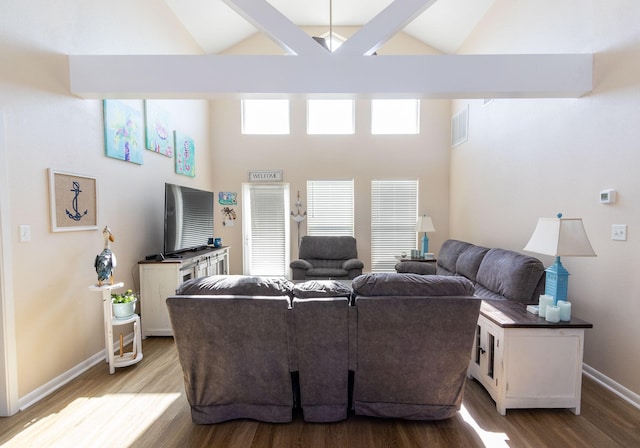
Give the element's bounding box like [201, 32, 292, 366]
[139, 246, 229, 337]
[468, 300, 592, 415]
[89, 282, 143, 374]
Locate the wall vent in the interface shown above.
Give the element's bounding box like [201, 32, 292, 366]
[451, 105, 469, 148]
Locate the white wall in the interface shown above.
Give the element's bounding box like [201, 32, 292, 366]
[452, 0, 640, 396]
[210, 97, 451, 275]
[211, 28, 451, 275]
[1, 0, 210, 400]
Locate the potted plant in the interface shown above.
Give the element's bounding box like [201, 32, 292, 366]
[111, 289, 137, 318]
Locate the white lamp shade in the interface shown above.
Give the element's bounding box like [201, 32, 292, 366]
[524, 216, 596, 257]
[416, 215, 436, 233]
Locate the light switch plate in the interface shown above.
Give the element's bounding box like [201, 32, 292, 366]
[612, 224, 627, 241]
[19, 224, 31, 242]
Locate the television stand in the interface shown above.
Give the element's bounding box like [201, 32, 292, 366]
[138, 246, 230, 337]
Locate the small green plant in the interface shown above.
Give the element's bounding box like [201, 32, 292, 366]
[111, 289, 137, 303]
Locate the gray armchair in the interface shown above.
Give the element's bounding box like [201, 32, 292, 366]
[290, 236, 364, 280]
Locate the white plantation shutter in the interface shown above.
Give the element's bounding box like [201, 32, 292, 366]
[242, 183, 290, 276]
[307, 180, 354, 236]
[371, 180, 418, 272]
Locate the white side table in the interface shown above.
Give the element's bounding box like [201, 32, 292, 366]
[89, 282, 143, 374]
[468, 300, 592, 415]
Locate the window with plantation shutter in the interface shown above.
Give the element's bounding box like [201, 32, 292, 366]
[306, 180, 354, 236]
[242, 183, 290, 276]
[371, 179, 418, 272]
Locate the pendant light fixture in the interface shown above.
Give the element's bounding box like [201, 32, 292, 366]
[313, 0, 333, 52]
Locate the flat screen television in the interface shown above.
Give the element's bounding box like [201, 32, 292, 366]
[164, 183, 214, 256]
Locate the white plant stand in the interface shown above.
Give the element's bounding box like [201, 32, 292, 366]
[89, 282, 143, 374]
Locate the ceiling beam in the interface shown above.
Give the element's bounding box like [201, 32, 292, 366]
[222, 0, 327, 56]
[336, 0, 438, 56]
[68, 53, 593, 99]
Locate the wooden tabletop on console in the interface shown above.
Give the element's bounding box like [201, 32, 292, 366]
[480, 299, 593, 329]
[139, 246, 229, 264]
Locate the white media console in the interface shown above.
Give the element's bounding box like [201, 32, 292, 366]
[138, 246, 230, 337]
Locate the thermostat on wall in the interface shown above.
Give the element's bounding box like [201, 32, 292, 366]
[600, 189, 616, 204]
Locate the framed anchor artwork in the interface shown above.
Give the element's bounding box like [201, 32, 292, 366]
[48, 169, 98, 232]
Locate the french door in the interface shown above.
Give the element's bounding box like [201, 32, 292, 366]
[242, 183, 290, 277]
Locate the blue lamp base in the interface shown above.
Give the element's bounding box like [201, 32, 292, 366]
[544, 256, 569, 305]
[421, 233, 429, 256]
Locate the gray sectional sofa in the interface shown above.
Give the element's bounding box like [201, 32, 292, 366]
[395, 239, 546, 304]
[166, 273, 481, 424]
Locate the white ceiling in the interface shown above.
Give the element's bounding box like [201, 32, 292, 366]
[165, 0, 496, 55]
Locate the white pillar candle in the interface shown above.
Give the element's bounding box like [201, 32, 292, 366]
[557, 300, 572, 321]
[538, 294, 554, 318]
[545, 305, 561, 323]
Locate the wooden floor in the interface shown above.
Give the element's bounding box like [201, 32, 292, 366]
[1, 337, 639, 448]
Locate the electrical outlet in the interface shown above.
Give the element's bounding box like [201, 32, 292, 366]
[611, 224, 627, 241]
[19, 224, 31, 242]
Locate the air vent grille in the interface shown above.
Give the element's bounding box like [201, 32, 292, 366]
[451, 105, 469, 148]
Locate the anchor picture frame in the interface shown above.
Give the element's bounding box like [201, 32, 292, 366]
[48, 169, 98, 232]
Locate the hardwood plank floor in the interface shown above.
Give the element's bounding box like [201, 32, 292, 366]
[1, 337, 639, 448]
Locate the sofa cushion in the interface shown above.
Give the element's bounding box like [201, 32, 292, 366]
[394, 261, 437, 275]
[293, 280, 353, 299]
[176, 275, 293, 296]
[436, 239, 474, 275]
[455, 245, 490, 282]
[352, 273, 474, 297]
[475, 249, 545, 303]
[303, 268, 350, 279]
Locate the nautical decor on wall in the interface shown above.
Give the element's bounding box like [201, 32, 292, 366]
[221, 207, 236, 226]
[103, 100, 144, 164]
[291, 190, 307, 248]
[48, 169, 98, 232]
[174, 131, 195, 177]
[95, 226, 117, 286]
[144, 100, 173, 157]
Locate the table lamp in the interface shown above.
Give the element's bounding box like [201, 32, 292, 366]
[416, 215, 436, 256]
[523, 213, 596, 304]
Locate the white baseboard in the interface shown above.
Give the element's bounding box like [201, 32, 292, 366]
[583, 363, 640, 410]
[18, 334, 134, 411]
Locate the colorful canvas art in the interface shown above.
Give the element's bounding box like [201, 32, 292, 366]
[174, 131, 195, 177]
[218, 192, 237, 205]
[103, 100, 144, 164]
[144, 100, 173, 157]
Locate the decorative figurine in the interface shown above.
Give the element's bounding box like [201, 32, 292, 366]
[290, 191, 307, 248]
[95, 226, 117, 286]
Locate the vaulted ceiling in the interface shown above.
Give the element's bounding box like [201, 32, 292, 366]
[68, 0, 593, 99]
[164, 0, 496, 55]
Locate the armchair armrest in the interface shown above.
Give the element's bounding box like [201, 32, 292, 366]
[290, 259, 313, 270]
[342, 258, 364, 270]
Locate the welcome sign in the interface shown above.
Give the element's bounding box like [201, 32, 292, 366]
[248, 170, 283, 182]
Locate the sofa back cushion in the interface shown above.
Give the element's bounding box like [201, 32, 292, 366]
[352, 273, 474, 297]
[299, 236, 357, 260]
[475, 249, 545, 303]
[176, 275, 293, 297]
[293, 280, 353, 299]
[455, 245, 490, 282]
[435, 239, 474, 275]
